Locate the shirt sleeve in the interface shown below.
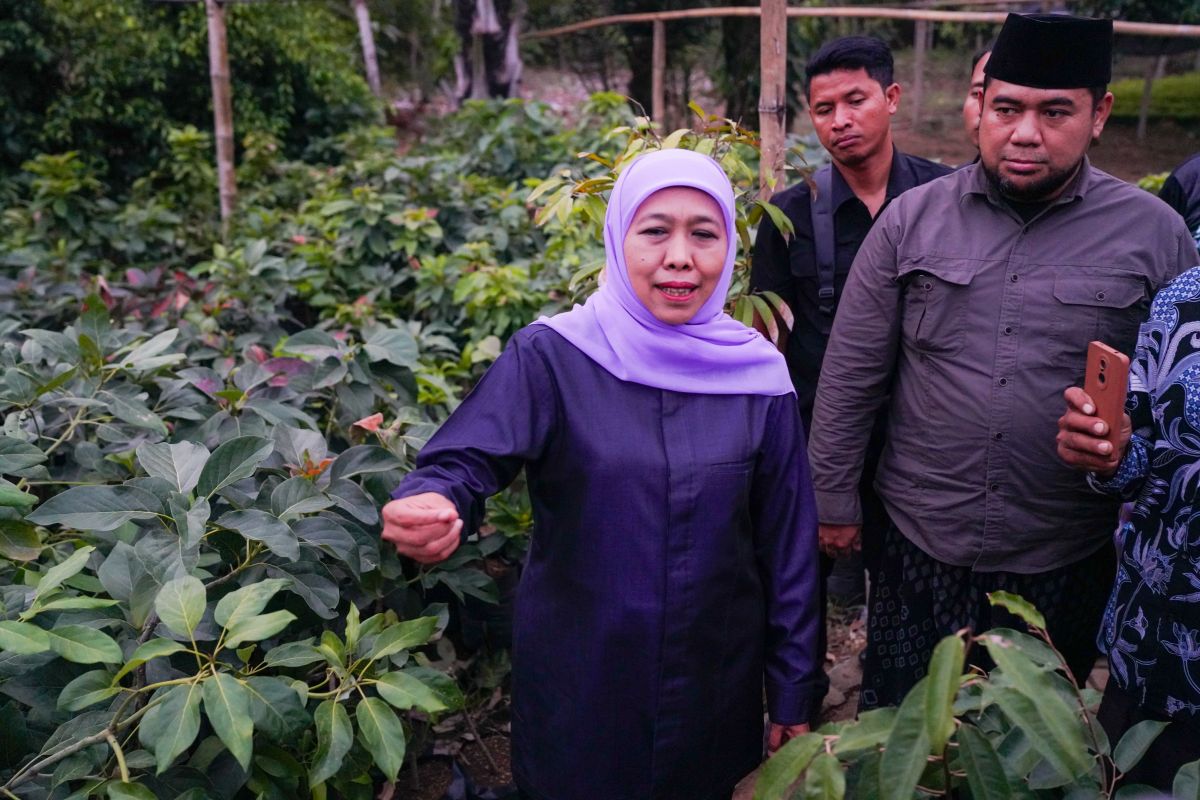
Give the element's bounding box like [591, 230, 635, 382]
[751, 393, 821, 725]
[807, 208, 903, 525]
[750, 198, 798, 312]
[391, 330, 558, 532]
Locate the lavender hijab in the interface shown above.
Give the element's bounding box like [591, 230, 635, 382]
[536, 149, 793, 396]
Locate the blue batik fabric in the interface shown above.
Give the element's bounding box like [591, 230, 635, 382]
[1089, 265, 1200, 720]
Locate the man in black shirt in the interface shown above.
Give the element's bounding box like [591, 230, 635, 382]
[1159, 152, 1200, 254]
[750, 36, 951, 717]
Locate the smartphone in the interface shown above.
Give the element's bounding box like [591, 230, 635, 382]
[1083, 341, 1130, 449]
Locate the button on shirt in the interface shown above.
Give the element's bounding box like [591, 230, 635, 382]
[750, 149, 952, 421]
[809, 159, 1197, 573]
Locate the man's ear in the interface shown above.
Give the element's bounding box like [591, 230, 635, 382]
[1091, 91, 1114, 141]
[885, 82, 901, 114]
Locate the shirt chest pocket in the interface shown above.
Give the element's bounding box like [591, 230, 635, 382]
[899, 259, 977, 355]
[1047, 269, 1149, 369]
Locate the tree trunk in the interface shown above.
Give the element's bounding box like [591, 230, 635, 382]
[652, 19, 666, 123]
[721, 0, 760, 125]
[911, 19, 928, 131]
[759, 0, 787, 199]
[205, 0, 236, 236]
[1136, 54, 1167, 142]
[351, 0, 383, 98]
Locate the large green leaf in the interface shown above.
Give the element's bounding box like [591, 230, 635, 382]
[58, 670, 120, 712]
[802, 752, 845, 800]
[33, 545, 95, 600]
[832, 707, 897, 758]
[1174, 760, 1200, 799]
[245, 676, 309, 740]
[139, 682, 202, 773]
[214, 578, 290, 628]
[106, 781, 158, 800]
[263, 640, 324, 668]
[754, 733, 824, 800]
[270, 477, 334, 520]
[879, 676, 933, 800]
[117, 329, 185, 372]
[957, 724, 1012, 800]
[202, 673, 254, 771]
[329, 445, 403, 482]
[195, 436, 274, 498]
[224, 610, 295, 649]
[375, 671, 449, 714]
[0, 478, 37, 509]
[0, 620, 51, 654]
[217, 509, 299, 560]
[169, 495, 210, 551]
[154, 576, 206, 638]
[367, 616, 438, 661]
[1112, 720, 1169, 774]
[27, 485, 160, 531]
[924, 635, 965, 753]
[363, 328, 418, 368]
[106, 394, 168, 436]
[112, 638, 187, 684]
[310, 700, 353, 786]
[987, 591, 1047, 631]
[136, 441, 210, 494]
[47, 625, 123, 664]
[0, 436, 46, 475]
[355, 697, 406, 782]
[0, 519, 42, 561]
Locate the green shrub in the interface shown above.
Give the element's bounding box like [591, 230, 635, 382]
[1111, 71, 1200, 120]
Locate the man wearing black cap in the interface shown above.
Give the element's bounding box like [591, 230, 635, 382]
[807, 13, 1197, 710]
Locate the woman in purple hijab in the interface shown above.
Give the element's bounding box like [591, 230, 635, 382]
[384, 149, 820, 800]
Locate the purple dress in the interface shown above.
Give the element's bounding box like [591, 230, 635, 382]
[393, 326, 820, 800]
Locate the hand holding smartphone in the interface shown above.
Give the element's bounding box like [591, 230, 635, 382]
[1082, 341, 1130, 450]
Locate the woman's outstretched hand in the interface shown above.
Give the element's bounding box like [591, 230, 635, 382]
[381, 492, 463, 564]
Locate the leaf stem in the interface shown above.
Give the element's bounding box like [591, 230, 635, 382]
[104, 731, 130, 783]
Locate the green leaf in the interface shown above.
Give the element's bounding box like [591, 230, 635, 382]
[33, 545, 95, 600]
[368, 616, 438, 661]
[195, 436, 274, 498]
[375, 671, 449, 714]
[139, 682, 202, 773]
[112, 638, 187, 684]
[924, 635, 965, 753]
[270, 477, 334, 520]
[224, 610, 295, 649]
[245, 676, 309, 740]
[355, 697, 406, 782]
[957, 724, 1012, 800]
[27, 485, 160, 531]
[117, 329, 184, 372]
[58, 670, 120, 712]
[136, 441, 210, 494]
[754, 733, 823, 800]
[107, 782, 158, 800]
[987, 591, 1047, 631]
[27, 596, 119, 618]
[0, 478, 37, 509]
[217, 509, 299, 560]
[329, 445, 403, 483]
[202, 673, 254, 771]
[0, 436, 46, 475]
[363, 328, 418, 368]
[401, 665, 464, 711]
[214, 578, 290, 628]
[263, 640, 324, 668]
[47, 625, 123, 664]
[310, 700, 353, 786]
[107, 394, 168, 435]
[0, 620, 52, 654]
[1113, 719, 1170, 774]
[154, 576, 206, 638]
[0, 519, 42, 561]
[831, 707, 897, 758]
[1174, 760, 1200, 799]
[879, 676, 933, 800]
[802, 752, 845, 800]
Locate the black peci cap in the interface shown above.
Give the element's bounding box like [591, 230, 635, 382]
[984, 13, 1113, 89]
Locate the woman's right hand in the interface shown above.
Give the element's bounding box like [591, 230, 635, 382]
[381, 492, 463, 564]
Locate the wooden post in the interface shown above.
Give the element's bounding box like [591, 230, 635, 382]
[758, 0, 787, 199]
[651, 19, 666, 123]
[1136, 53, 1168, 143]
[351, 0, 383, 98]
[911, 19, 927, 131]
[205, 0, 237, 235]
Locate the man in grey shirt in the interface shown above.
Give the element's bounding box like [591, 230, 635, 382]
[809, 12, 1197, 709]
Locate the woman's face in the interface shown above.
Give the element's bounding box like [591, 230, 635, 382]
[622, 186, 728, 326]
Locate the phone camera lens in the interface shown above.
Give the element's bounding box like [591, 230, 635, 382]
[1098, 372, 1107, 386]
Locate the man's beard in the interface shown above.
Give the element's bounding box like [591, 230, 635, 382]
[981, 156, 1082, 202]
